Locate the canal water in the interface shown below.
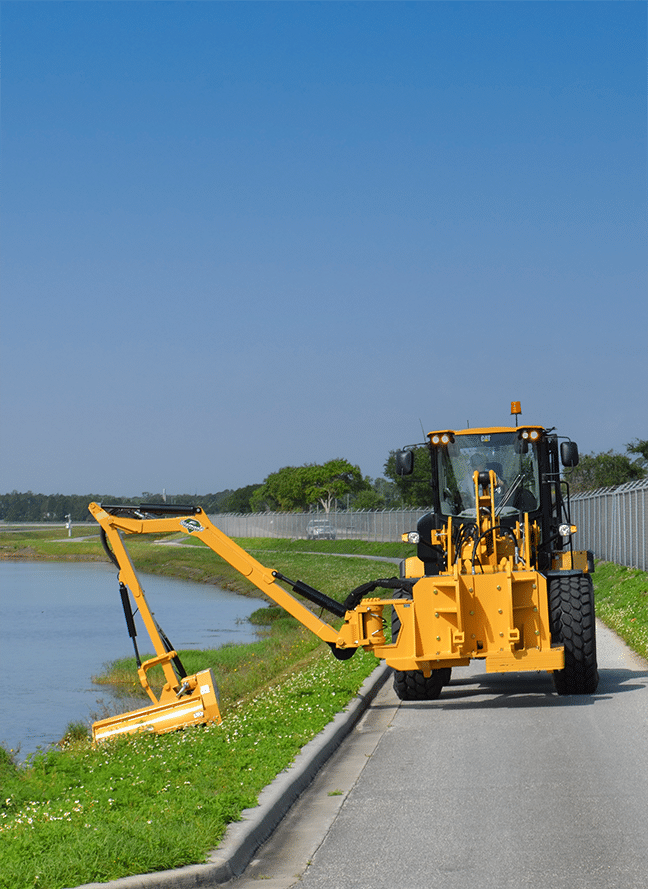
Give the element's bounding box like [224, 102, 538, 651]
[0, 561, 266, 759]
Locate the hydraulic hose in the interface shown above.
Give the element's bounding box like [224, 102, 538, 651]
[101, 527, 187, 680]
[343, 577, 415, 611]
[471, 525, 520, 574]
[100, 527, 120, 568]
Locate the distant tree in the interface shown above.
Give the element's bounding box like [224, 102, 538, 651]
[564, 449, 646, 493]
[0, 492, 131, 522]
[0, 491, 43, 522]
[372, 476, 401, 508]
[626, 439, 648, 468]
[197, 491, 234, 513]
[219, 484, 263, 513]
[301, 459, 365, 512]
[349, 476, 400, 510]
[250, 466, 311, 512]
[352, 484, 385, 510]
[383, 446, 433, 507]
[250, 459, 366, 512]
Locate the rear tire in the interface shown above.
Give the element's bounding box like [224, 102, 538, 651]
[391, 590, 452, 700]
[548, 573, 599, 695]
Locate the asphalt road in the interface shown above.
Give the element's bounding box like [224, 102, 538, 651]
[230, 620, 648, 889]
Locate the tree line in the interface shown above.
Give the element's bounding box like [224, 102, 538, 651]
[1, 440, 645, 522]
[0, 491, 237, 524]
[0, 461, 403, 523]
[563, 439, 647, 493]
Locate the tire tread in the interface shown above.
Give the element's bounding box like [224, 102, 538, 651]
[549, 573, 599, 695]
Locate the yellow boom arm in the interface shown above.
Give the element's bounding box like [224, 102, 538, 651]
[88, 494, 570, 740]
[88, 501, 364, 742]
[89, 501, 343, 646]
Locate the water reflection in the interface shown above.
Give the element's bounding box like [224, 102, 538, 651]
[0, 561, 266, 758]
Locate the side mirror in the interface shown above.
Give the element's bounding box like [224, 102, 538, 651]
[395, 449, 414, 476]
[561, 441, 579, 467]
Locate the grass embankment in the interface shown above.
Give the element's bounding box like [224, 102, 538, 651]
[0, 526, 410, 593]
[590, 561, 648, 660]
[0, 530, 409, 889]
[0, 526, 105, 561]
[1, 529, 646, 889]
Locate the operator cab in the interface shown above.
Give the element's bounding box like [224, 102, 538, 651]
[396, 420, 580, 574]
[433, 429, 541, 520]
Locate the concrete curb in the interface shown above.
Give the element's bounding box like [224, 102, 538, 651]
[71, 663, 392, 889]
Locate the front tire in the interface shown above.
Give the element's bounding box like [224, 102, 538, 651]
[393, 665, 452, 701]
[548, 573, 599, 695]
[391, 590, 451, 700]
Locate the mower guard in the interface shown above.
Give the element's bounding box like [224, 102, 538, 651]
[92, 668, 221, 743]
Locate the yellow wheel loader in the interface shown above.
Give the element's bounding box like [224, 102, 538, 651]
[389, 410, 598, 701]
[88, 406, 597, 741]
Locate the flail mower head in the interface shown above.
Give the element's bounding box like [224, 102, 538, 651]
[92, 668, 222, 744]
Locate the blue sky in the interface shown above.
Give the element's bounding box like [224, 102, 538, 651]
[1, 1, 646, 497]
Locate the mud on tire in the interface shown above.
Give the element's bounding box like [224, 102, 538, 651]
[548, 572, 599, 695]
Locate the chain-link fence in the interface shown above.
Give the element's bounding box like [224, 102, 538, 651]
[570, 479, 648, 571]
[211, 480, 648, 571]
[208, 508, 432, 543]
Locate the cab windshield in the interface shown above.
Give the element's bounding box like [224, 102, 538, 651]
[437, 432, 540, 518]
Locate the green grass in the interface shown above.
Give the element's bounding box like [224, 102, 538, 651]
[0, 651, 376, 889]
[0, 526, 104, 561]
[1, 529, 646, 889]
[0, 531, 398, 889]
[232, 535, 412, 559]
[592, 561, 648, 660]
[0, 528, 410, 595]
[92, 609, 324, 711]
